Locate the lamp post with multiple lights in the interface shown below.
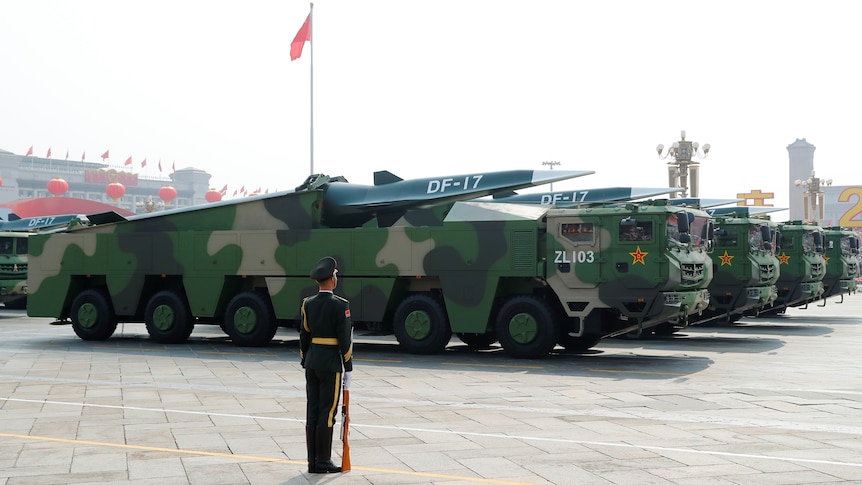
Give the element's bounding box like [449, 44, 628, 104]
[794, 171, 832, 224]
[657, 130, 710, 198]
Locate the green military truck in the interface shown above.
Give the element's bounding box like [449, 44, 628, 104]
[820, 226, 860, 302]
[0, 231, 29, 309]
[761, 220, 826, 314]
[26, 170, 711, 358]
[691, 208, 780, 324]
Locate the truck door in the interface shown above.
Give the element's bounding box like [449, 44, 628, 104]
[552, 219, 602, 289]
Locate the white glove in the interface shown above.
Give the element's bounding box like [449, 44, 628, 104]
[343, 371, 352, 390]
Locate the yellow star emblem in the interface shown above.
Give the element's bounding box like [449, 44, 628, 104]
[719, 250, 734, 266]
[630, 246, 648, 265]
[778, 251, 791, 265]
[823, 255, 830, 265]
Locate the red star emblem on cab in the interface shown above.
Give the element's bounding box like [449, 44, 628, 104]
[778, 252, 791, 265]
[630, 246, 648, 265]
[719, 250, 734, 266]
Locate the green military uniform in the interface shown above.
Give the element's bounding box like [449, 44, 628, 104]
[300, 256, 353, 474]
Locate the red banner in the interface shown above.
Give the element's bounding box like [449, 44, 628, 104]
[84, 169, 140, 186]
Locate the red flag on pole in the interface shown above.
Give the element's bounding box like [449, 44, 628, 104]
[290, 13, 311, 60]
[101, 150, 110, 160]
[65, 149, 69, 161]
[82, 151, 86, 162]
[141, 158, 147, 168]
[124, 156, 132, 166]
[220, 184, 228, 195]
[46, 147, 52, 158]
[172, 161, 176, 173]
[158, 160, 162, 172]
[26, 146, 33, 156]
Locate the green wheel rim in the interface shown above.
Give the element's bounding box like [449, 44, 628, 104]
[233, 306, 258, 334]
[77, 302, 99, 329]
[508, 312, 538, 344]
[404, 310, 432, 340]
[151, 304, 175, 331]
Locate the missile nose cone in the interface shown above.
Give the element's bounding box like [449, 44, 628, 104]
[531, 170, 595, 184]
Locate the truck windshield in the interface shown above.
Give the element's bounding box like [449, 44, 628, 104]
[0, 237, 13, 255]
[749, 225, 765, 250]
[802, 231, 816, 253]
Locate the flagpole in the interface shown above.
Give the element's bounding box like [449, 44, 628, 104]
[309, 2, 314, 175]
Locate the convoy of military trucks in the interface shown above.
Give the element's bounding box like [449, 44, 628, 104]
[14, 169, 862, 358]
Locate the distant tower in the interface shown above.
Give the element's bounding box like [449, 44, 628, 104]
[787, 138, 815, 221]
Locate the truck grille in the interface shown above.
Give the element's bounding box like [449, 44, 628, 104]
[0, 263, 26, 273]
[810, 262, 823, 278]
[681, 263, 705, 284]
[759, 263, 775, 283]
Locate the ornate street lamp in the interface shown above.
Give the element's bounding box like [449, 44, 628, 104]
[794, 171, 831, 224]
[136, 195, 165, 213]
[657, 130, 710, 198]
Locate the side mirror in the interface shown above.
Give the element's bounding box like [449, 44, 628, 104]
[676, 212, 690, 234]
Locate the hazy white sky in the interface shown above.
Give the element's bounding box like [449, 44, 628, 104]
[2, 1, 859, 207]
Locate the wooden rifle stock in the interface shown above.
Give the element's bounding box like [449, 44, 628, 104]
[341, 389, 351, 471]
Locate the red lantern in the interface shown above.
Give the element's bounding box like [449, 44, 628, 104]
[0, 176, 3, 187]
[205, 188, 222, 203]
[159, 185, 178, 205]
[106, 182, 126, 202]
[47, 177, 69, 197]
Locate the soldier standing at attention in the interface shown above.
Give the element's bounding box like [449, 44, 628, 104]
[300, 256, 353, 474]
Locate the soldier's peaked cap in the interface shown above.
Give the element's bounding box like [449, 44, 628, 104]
[310, 256, 338, 280]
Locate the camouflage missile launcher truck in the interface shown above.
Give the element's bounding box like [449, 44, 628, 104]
[760, 220, 826, 315]
[26, 169, 710, 358]
[820, 227, 860, 302]
[686, 208, 780, 325]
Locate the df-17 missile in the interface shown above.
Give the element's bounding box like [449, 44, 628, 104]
[706, 206, 786, 217]
[298, 169, 594, 227]
[0, 214, 85, 232]
[669, 198, 744, 209]
[487, 187, 682, 207]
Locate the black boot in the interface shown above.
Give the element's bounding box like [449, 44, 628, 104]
[312, 426, 341, 473]
[305, 426, 317, 473]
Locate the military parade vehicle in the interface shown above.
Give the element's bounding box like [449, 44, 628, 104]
[0, 231, 29, 309]
[0, 214, 82, 310]
[820, 226, 860, 302]
[761, 220, 827, 314]
[26, 169, 714, 358]
[695, 207, 779, 324]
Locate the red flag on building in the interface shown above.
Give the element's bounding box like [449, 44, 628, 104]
[26, 146, 33, 156]
[233, 189, 238, 196]
[172, 161, 176, 173]
[65, 149, 69, 161]
[46, 147, 52, 158]
[220, 184, 228, 195]
[158, 160, 162, 172]
[101, 150, 109, 160]
[82, 151, 86, 162]
[141, 158, 147, 168]
[290, 13, 311, 60]
[124, 156, 132, 166]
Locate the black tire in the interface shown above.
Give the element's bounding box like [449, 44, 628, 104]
[456, 332, 498, 349]
[70, 289, 117, 341]
[558, 332, 601, 352]
[145, 290, 194, 343]
[393, 293, 452, 354]
[495, 295, 559, 358]
[3, 296, 27, 310]
[224, 292, 277, 347]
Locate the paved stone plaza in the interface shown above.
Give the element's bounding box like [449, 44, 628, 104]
[1, 296, 861, 484]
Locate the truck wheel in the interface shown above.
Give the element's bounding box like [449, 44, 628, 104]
[495, 295, 559, 358]
[70, 289, 118, 341]
[224, 292, 277, 347]
[393, 294, 452, 354]
[145, 291, 194, 343]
